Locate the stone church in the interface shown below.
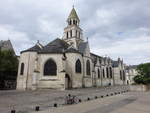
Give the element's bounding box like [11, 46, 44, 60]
[17, 7, 126, 90]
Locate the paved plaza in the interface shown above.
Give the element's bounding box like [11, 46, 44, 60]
[0, 85, 129, 113]
[33, 91, 150, 113]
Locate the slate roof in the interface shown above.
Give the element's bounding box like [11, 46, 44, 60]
[0, 40, 14, 51]
[78, 42, 88, 53]
[65, 47, 81, 53]
[112, 61, 119, 67]
[39, 38, 69, 54]
[21, 38, 81, 54]
[68, 7, 79, 20]
[21, 44, 43, 53]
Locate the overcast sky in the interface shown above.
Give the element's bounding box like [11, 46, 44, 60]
[0, 0, 150, 65]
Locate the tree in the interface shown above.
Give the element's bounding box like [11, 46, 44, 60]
[0, 50, 18, 72]
[0, 50, 18, 89]
[134, 63, 150, 85]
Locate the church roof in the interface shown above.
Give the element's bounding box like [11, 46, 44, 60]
[68, 7, 79, 20]
[39, 38, 69, 53]
[78, 42, 88, 53]
[65, 47, 81, 53]
[21, 42, 43, 53]
[38, 38, 81, 54]
[112, 61, 119, 67]
[0, 40, 14, 52]
[21, 38, 82, 54]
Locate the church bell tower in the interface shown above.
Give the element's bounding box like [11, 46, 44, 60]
[62, 7, 84, 49]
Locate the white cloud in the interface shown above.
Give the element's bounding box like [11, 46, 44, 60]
[0, 24, 33, 54]
[0, 0, 150, 65]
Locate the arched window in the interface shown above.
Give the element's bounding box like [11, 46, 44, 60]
[99, 59, 102, 64]
[110, 67, 113, 79]
[79, 32, 80, 38]
[103, 69, 105, 78]
[20, 63, 24, 75]
[98, 69, 100, 78]
[75, 20, 77, 25]
[73, 20, 76, 25]
[76, 30, 78, 37]
[86, 60, 91, 75]
[75, 59, 82, 73]
[69, 20, 71, 25]
[106, 67, 109, 78]
[67, 32, 68, 38]
[120, 70, 122, 80]
[70, 30, 72, 37]
[123, 70, 126, 80]
[44, 59, 57, 76]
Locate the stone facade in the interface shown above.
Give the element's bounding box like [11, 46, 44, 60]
[17, 7, 126, 90]
[126, 65, 137, 84]
[0, 40, 15, 53]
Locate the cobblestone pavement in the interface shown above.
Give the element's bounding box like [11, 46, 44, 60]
[0, 85, 129, 113]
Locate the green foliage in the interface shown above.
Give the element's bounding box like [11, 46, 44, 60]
[134, 63, 150, 85]
[0, 50, 18, 72]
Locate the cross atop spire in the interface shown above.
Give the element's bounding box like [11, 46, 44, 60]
[73, 0, 75, 8]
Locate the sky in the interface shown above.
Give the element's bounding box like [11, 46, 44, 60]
[0, 0, 150, 65]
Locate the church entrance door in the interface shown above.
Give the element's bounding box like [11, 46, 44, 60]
[65, 74, 72, 89]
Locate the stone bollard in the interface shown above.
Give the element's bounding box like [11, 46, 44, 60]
[35, 106, 40, 111]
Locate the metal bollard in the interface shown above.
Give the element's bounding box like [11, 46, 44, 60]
[101, 96, 104, 98]
[87, 97, 90, 101]
[95, 96, 98, 99]
[79, 99, 82, 103]
[54, 103, 57, 107]
[11, 110, 16, 113]
[35, 106, 40, 111]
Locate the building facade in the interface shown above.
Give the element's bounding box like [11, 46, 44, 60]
[126, 65, 137, 84]
[17, 8, 126, 90]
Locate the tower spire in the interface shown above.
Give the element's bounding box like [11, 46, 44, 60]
[62, 6, 84, 49]
[67, 7, 79, 21]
